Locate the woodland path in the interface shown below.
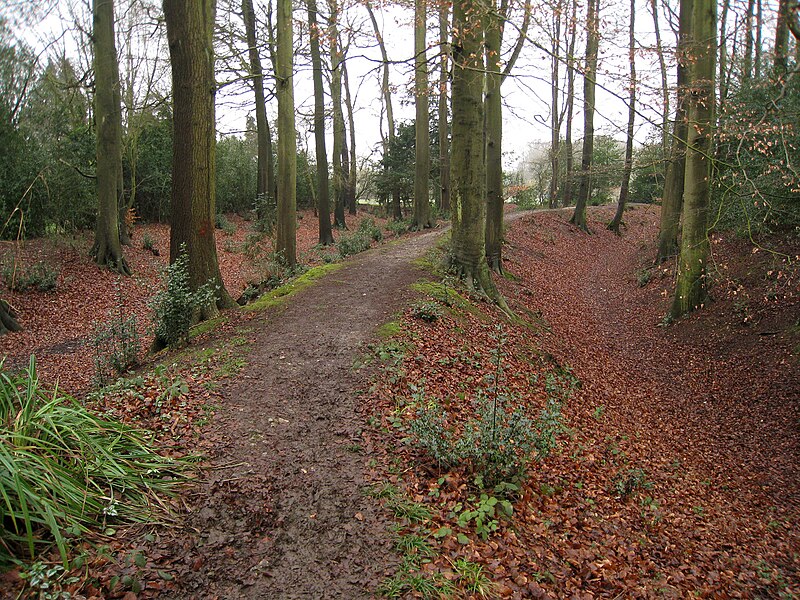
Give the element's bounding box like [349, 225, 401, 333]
[166, 228, 445, 599]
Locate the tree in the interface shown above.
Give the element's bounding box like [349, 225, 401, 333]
[307, 0, 334, 245]
[562, 0, 577, 208]
[608, 0, 636, 234]
[91, 0, 130, 274]
[437, 0, 450, 214]
[412, 0, 432, 229]
[657, 0, 691, 263]
[570, 0, 599, 232]
[0, 299, 21, 335]
[484, 0, 530, 271]
[242, 0, 275, 212]
[163, 0, 235, 320]
[366, 1, 401, 220]
[342, 61, 358, 215]
[327, 0, 346, 229]
[276, 0, 297, 264]
[670, 0, 716, 319]
[450, 0, 500, 300]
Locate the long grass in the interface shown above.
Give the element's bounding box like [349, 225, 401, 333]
[0, 357, 187, 565]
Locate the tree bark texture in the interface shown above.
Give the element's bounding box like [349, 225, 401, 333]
[413, 0, 432, 230]
[484, 0, 504, 271]
[670, 0, 715, 319]
[276, 0, 297, 265]
[548, 2, 562, 210]
[571, 0, 599, 232]
[366, 2, 402, 220]
[774, 0, 790, 75]
[242, 0, 273, 209]
[0, 299, 21, 335]
[328, 0, 347, 228]
[438, 0, 450, 214]
[92, 0, 130, 275]
[164, 0, 234, 317]
[649, 0, 670, 156]
[450, 0, 498, 299]
[343, 61, 358, 215]
[562, 0, 577, 208]
[307, 0, 334, 245]
[657, 0, 691, 263]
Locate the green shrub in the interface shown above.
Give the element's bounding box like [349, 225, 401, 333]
[386, 219, 411, 237]
[91, 297, 140, 387]
[358, 217, 384, 242]
[149, 245, 217, 348]
[141, 233, 156, 252]
[337, 231, 372, 257]
[409, 300, 444, 322]
[0, 358, 185, 564]
[215, 213, 236, 235]
[2, 260, 59, 292]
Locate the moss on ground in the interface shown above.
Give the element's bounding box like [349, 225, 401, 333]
[243, 263, 344, 312]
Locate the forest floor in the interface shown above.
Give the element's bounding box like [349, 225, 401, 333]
[1, 204, 798, 598]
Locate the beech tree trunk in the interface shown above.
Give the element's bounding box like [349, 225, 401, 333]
[242, 0, 273, 212]
[328, 0, 346, 228]
[649, 0, 670, 156]
[92, 0, 130, 275]
[450, 0, 499, 301]
[366, 1, 402, 220]
[548, 2, 562, 210]
[609, 0, 636, 234]
[484, 0, 504, 271]
[743, 0, 755, 82]
[164, 0, 235, 317]
[276, 0, 297, 264]
[670, 0, 716, 319]
[774, 0, 790, 75]
[438, 0, 450, 214]
[571, 0, 599, 232]
[0, 299, 21, 335]
[413, 0, 432, 230]
[343, 61, 358, 215]
[562, 0, 577, 208]
[307, 0, 334, 245]
[657, 0, 691, 263]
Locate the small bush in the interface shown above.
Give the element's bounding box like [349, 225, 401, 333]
[611, 467, 652, 500]
[0, 358, 185, 564]
[359, 217, 384, 242]
[338, 231, 372, 257]
[2, 261, 59, 292]
[92, 291, 140, 387]
[386, 219, 411, 237]
[635, 268, 652, 287]
[150, 245, 218, 348]
[215, 213, 236, 235]
[142, 233, 156, 251]
[410, 300, 444, 323]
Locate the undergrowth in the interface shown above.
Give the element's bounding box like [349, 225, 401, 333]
[0, 358, 187, 567]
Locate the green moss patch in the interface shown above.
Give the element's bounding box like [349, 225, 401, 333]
[243, 263, 344, 312]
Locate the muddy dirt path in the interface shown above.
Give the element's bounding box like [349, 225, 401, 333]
[166, 230, 443, 599]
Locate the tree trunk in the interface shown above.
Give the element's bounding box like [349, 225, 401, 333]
[0, 299, 21, 335]
[562, 0, 577, 208]
[164, 0, 235, 317]
[328, 0, 347, 229]
[718, 0, 729, 112]
[450, 0, 500, 301]
[571, 0, 599, 232]
[755, 0, 763, 79]
[484, 0, 504, 271]
[343, 61, 358, 215]
[657, 0, 691, 263]
[92, 0, 130, 275]
[438, 0, 450, 214]
[774, 0, 790, 76]
[548, 2, 562, 210]
[649, 0, 670, 156]
[242, 0, 273, 214]
[609, 0, 636, 234]
[307, 0, 334, 245]
[670, 0, 715, 319]
[366, 1, 401, 220]
[413, 0, 432, 230]
[743, 0, 755, 81]
[276, 0, 297, 265]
